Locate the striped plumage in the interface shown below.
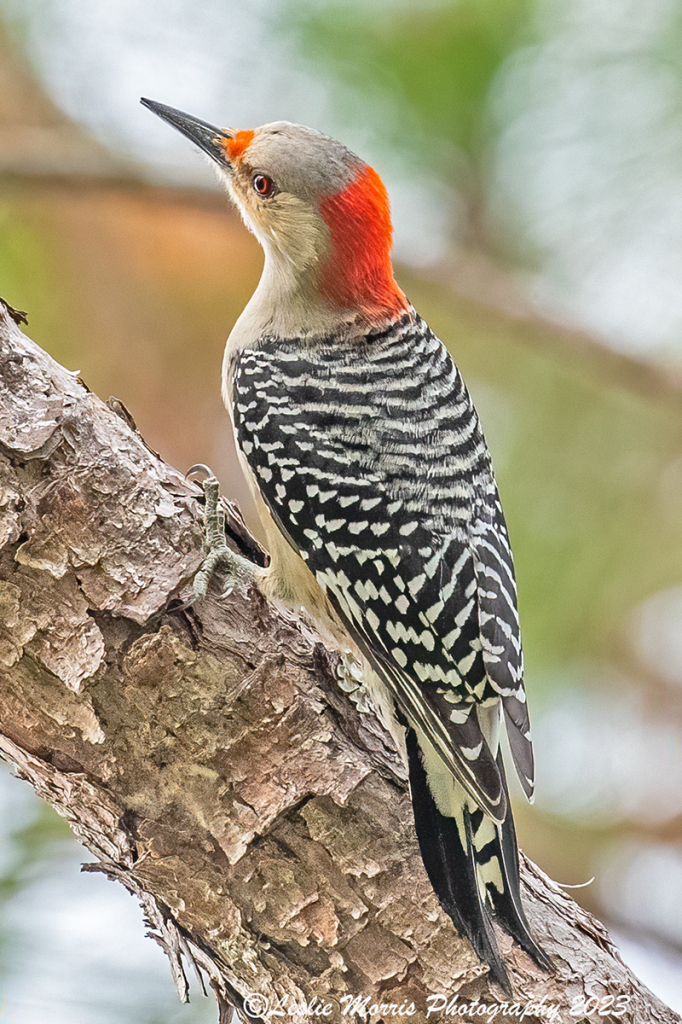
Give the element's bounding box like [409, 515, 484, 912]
[231, 309, 546, 988]
[141, 99, 550, 992]
[232, 310, 531, 808]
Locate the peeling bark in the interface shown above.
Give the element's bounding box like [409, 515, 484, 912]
[0, 303, 678, 1024]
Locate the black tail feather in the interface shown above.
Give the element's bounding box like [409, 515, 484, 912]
[405, 728, 512, 993]
[405, 728, 551, 992]
[487, 754, 552, 971]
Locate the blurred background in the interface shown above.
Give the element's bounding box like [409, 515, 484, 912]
[2, 0, 682, 1019]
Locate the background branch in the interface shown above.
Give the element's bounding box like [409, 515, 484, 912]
[0, 303, 678, 1024]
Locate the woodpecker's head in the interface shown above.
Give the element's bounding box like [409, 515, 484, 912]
[141, 99, 408, 325]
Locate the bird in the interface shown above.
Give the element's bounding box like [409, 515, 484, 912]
[141, 97, 551, 992]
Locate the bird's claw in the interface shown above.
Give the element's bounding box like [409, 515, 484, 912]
[188, 465, 260, 601]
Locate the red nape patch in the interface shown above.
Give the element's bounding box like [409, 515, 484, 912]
[224, 129, 255, 162]
[319, 164, 408, 319]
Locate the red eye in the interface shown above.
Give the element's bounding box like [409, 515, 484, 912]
[253, 173, 274, 197]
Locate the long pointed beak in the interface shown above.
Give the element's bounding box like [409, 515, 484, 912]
[140, 98, 232, 168]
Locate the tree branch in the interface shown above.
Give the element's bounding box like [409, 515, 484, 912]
[0, 302, 678, 1024]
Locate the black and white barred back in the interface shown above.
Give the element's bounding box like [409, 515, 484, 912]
[231, 310, 547, 988]
[233, 312, 533, 804]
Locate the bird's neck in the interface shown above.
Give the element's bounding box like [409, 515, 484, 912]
[238, 246, 403, 341]
[318, 165, 408, 322]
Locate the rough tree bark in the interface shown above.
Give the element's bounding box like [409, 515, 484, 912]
[0, 302, 678, 1024]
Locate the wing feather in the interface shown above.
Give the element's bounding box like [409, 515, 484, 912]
[232, 323, 533, 818]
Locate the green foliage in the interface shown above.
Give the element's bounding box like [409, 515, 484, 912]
[0, 788, 71, 907]
[285, 0, 536, 163]
[0, 199, 73, 359]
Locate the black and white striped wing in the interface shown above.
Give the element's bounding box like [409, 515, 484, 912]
[471, 499, 534, 799]
[232, 316, 532, 817]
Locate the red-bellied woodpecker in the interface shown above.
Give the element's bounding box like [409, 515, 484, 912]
[141, 98, 550, 992]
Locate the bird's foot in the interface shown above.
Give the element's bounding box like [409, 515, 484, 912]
[188, 464, 262, 600]
[336, 651, 374, 713]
